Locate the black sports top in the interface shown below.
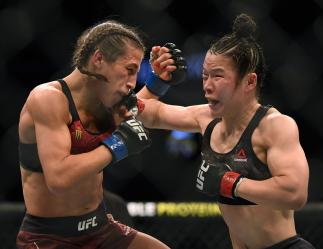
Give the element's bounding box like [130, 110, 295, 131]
[198, 105, 272, 205]
[19, 79, 115, 172]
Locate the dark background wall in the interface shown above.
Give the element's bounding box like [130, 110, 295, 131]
[0, 0, 322, 203]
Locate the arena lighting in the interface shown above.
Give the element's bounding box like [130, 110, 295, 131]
[166, 130, 198, 158]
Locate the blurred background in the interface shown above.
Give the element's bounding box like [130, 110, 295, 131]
[0, 0, 323, 248]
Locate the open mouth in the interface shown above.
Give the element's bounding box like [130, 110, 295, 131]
[208, 99, 220, 108]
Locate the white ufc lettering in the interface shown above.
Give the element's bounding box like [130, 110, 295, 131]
[196, 160, 209, 190]
[77, 216, 98, 231]
[126, 119, 148, 140]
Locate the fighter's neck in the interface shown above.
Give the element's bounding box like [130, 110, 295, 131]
[62, 70, 107, 115]
[221, 100, 260, 136]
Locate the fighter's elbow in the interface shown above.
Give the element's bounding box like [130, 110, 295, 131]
[279, 175, 308, 209]
[46, 177, 71, 196]
[293, 192, 308, 210]
[287, 189, 308, 210]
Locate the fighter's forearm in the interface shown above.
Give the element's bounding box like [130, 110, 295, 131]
[236, 177, 307, 210]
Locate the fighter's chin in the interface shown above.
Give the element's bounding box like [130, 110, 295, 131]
[100, 99, 115, 110]
[111, 98, 124, 109]
[208, 101, 223, 116]
[103, 95, 121, 109]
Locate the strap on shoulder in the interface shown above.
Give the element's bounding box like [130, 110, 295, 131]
[57, 79, 80, 121]
[242, 105, 272, 139]
[202, 118, 221, 150]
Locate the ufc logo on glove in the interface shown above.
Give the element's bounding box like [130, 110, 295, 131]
[126, 119, 148, 140]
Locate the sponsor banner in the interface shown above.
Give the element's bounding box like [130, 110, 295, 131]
[127, 202, 221, 217]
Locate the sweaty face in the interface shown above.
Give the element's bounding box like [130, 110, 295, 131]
[93, 46, 144, 108]
[202, 53, 240, 116]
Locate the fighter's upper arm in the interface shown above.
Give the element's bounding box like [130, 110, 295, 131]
[26, 86, 71, 172]
[265, 114, 309, 193]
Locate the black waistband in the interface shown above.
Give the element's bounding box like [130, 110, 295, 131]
[20, 202, 108, 237]
[265, 235, 301, 249]
[218, 196, 256, 205]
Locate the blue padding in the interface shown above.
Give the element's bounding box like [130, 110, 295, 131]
[102, 134, 128, 162]
[145, 72, 170, 97]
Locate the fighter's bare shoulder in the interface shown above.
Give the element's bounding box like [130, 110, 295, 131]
[26, 81, 69, 123]
[258, 107, 300, 146]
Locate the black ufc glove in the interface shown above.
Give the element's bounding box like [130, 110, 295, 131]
[163, 42, 187, 84]
[196, 160, 244, 199]
[102, 117, 151, 163]
[146, 42, 187, 96]
[116, 90, 145, 117]
[118, 90, 137, 110]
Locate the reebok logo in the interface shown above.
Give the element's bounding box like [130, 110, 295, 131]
[77, 216, 98, 231]
[196, 160, 209, 190]
[126, 119, 148, 140]
[234, 148, 247, 162]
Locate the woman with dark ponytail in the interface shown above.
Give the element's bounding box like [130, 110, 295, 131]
[17, 18, 188, 248]
[139, 13, 315, 248]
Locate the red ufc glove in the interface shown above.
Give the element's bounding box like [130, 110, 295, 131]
[220, 171, 243, 198]
[196, 161, 244, 199]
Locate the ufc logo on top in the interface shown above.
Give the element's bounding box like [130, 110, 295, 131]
[196, 160, 209, 191]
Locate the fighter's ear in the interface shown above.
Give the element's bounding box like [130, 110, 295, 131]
[92, 49, 104, 67]
[246, 72, 257, 91]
